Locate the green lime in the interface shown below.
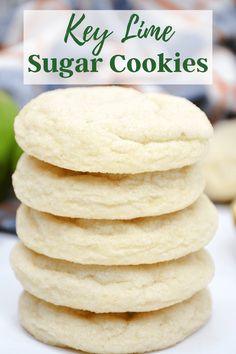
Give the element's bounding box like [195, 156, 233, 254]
[0, 91, 19, 200]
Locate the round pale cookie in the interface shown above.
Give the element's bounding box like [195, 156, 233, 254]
[14, 87, 212, 173]
[16, 195, 217, 265]
[11, 243, 214, 313]
[13, 154, 205, 219]
[19, 290, 211, 354]
[205, 119, 236, 202]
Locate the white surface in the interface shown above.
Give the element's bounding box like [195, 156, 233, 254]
[0, 205, 236, 354]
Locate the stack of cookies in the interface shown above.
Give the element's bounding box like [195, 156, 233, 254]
[11, 87, 218, 354]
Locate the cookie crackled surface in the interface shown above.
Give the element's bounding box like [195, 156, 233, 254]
[16, 195, 217, 265]
[14, 86, 213, 173]
[13, 154, 205, 219]
[10, 85, 216, 354]
[11, 244, 214, 313]
[205, 119, 236, 202]
[19, 290, 211, 354]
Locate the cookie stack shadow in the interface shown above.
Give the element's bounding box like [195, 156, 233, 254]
[11, 87, 218, 354]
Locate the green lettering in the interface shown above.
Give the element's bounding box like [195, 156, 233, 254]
[110, 55, 126, 72]
[142, 58, 156, 72]
[197, 58, 208, 72]
[157, 53, 172, 72]
[28, 54, 41, 72]
[183, 58, 195, 72]
[75, 58, 89, 73]
[59, 58, 74, 78]
[91, 57, 103, 72]
[173, 52, 181, 72]
[121, 14, 139, 43]
[43, 58, 58, 73]
[64, 13, 86, 45]
[127, 58, 141, 72]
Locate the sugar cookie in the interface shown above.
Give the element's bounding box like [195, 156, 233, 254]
[19, 290, 211, 354]
[16, 195, 217, 265]
[13, 154, 205, 219]
[205, 119, 236, 202]
[14, 87, 212, 173]
[11, 244, 214, 313]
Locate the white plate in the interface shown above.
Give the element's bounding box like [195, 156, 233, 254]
[0, 205, 236, 353]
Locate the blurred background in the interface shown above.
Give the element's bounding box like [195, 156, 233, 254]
[0, 0, 236, 233]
